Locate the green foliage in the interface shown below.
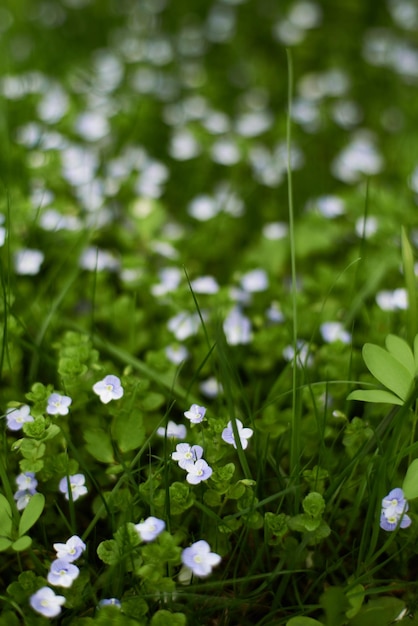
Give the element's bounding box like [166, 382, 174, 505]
[150, 611, 187, 626]
[1, 0, 418, 623]
[402, 459, 418, 500]
[347, 334, 417, 405]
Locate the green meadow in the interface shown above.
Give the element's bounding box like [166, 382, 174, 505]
[1, 0, 418, 624]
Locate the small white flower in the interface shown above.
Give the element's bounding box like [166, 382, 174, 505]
[172, 443, 203, 469]
[6, 405, 34, 431]
[181, 540, 221, 578]
[134, 516, 165, 542]
[320, 321, 351, 344]
[223, 308, 252, 345]
[184, 404, 206, 424]
[30, 587, 66, 618]
[59, 474, 88, 501]
[221, 419, 253, 450]
[47, 559, 80, 588]
[156, 420, 187, 439]
[53, 535, 86, 562]
[93, 375, 124, 404]
[185, 459, 213, 484]
[47, 393, 72, 416]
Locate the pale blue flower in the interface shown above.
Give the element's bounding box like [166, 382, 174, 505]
[47, 393, 72, 416]
[380, 488, 412, 531]
[99, 598, 121, 608]
[6, 405, 34, 431]
[320, 322, 351, 344]
[93, 375, 124, 404]
[47, 559, 80, 588]
[53, 535, 86, 562]
[223, 307, 252, 345]
[181, 540, 221, 577]
[172, 443, 203, 469]
[185, 459, 213, 484]
[221, 419, 253, 450]
[184, 404, 206, 424]
[59, 474, 88, 501]
[134, 516, 165, 542]
[165, 344, 189, 365]
[14, 472, 38, 511]
[16, 472, 38, 492]
[156, 420, 187, 439]
[30, 587, 66, 618]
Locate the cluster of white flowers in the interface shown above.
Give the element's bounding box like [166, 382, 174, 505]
[30, 536, 86, 618]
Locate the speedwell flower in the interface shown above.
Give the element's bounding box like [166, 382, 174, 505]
[92, 375, 124, 404]
[134, 516, 165, 542]
[6, 405, 34, 431]
[30, 587, 66, 618]
[221, 419, 253, 450]
[47, 393, 72, 416]
[14, 472, 38, 510]
[59, 474, 88, 501]
[53, 535, 86, 562]
[181, 540, 221, 577]
[380, 487, 412, 531]
[172, 443, 203, 469]
[184, 404, 206, 424]
[156, 420, 187, 439]
[185, 459, 213, 485]
[47, 559, 80, 588]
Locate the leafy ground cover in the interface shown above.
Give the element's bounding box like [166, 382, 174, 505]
[1, 0, 418, 624]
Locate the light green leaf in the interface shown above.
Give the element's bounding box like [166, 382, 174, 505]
[84, 428, 115, 463]
[0, 538, 12, 551]
[414, 334, 418, 374]
[347, 389, 404, 406]
[362, 343, 413, 400]
[402, 458, 418, 500]
[12, 536, 32, 552]
[0, 494, 13, 538]
[111, 411, 145, 453]
[385, 335, 415, 378]
[18, 493, 45, 537]
[287, 618, 324, 626]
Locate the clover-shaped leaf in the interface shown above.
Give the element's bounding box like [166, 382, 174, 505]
[347, 334, 416, 406]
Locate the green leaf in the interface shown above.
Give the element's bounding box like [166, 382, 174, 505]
[302, 492, 325, 518]
[0, 538, 12, 551]
[111, 411, 145, 453]
[97, 539, 120, 565]
[150, 610, 187, 626]
[0, 494, 13, 538]
[402, 458, 418, 500]
[347, 389, 404, 406]
[12, 535, 32, 551]
[345, 584, 365, 619]
[19, 493, 45, 536]
[84, 428, 115, 463]
[349, 596, 405, 626]
[362, 343, 413, 401]
[402, 227, 417, 346]
[385, 334, 415, 378]
[287, 618, 324, 626]
[320, 586, 350, 626]
[414, 334, 418, 374]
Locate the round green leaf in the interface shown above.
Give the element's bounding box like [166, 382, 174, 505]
[12, 536, 32, 552]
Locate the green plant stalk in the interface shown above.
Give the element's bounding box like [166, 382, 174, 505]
[401, 227, 417, 345]
[286, 48, 301, 498]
